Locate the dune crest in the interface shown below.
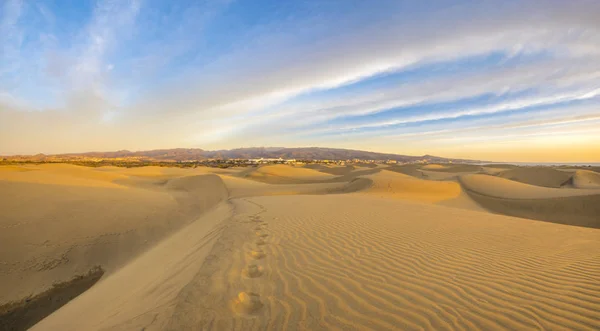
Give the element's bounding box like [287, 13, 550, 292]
[497, 167, 573, 188]
[361, 170, 461, 202]
[460, 174, 600, 228]
[243, 165, 335, 184]
[460, 174, 600, 199]
[571, 170, 600, 189]
[0, 166, 228, 307]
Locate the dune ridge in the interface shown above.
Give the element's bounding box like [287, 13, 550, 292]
[244, 165, 335, 184]
[303, 164, 356, 176]
[459, 174, 600, 199]
[571, 170, 600, 189]
[0, 165, 229, 307]
[497, 167, 573, 188]
[30, 203, 232, 330]
[360, 170, 461, 202]
[420, 164, 483, 173]
[459, 174, 600, 228]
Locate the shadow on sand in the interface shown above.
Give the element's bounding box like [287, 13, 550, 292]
[0, 266, 104, 331]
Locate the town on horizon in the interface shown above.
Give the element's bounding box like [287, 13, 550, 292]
[2, 146, 599, 168]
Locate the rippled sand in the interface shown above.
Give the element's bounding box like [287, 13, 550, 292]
[1, 163, 598, 330]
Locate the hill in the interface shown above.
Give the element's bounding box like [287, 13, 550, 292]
[2, 147, 484, 163]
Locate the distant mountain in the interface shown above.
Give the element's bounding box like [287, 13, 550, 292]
[2, 147, 485, 164]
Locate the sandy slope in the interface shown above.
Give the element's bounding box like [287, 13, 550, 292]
[460, 174, 600, 199]
[360, 170, 460, 202]
[163, 195, 600, 330]
[497, 167, 573, 188]
[244, 165, 335, 184]
[0, 164, 127, 188]
[418, 169, 464, 180]
[30, 203, 232, 331]
[460, 174, 600, 228]
[221, 175, 370, 198]
[421, 164, 483, 173]
[480, 167, 508, 175]
[421, 164, 447, 170]
[571, 170, 600, 189]
[386, 164, 427, 178]
[0, 165, 228, 306]
[385, 164, 481, 181]
[303, 164, 356, 176]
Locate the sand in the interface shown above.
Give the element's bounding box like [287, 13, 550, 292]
[420, 164, 483, 173]
[29, 204, 231, 330]
[459, 174, 600, 228]
[497, 166, 573, 188]
[460, 174, 600, 199]
[571, 170, 600, 189]
[386, 164, 481, 181]
[1, 163, 598, 330]
[303, 164, 357, 176]
[0, 165, 227, 306]
[243, 165, 335, 184]
[421, 164, 447, 170]
[360, 170, 461, 202]
[159, 196, 600, 330]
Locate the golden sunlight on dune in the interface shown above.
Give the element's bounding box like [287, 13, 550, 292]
[1, 163, 598, 330]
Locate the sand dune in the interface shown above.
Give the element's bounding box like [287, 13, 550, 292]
[418, 169, 464, 180]
[421, 164, 482, 173]
[30, 203, 232, 331]
[312, 165, 357, 176]
[386, 164, 428, 178]
[460, 174, 600, 228]
[497, 166, 573, 188]
[221, 174, 371, 198]
[0, 166, 228, 311]
[2, 163, 599, 330]
[358, 170, 486, 212]
[0, 164, 127, 188]
[303, 164, 356, 176]
[481, 164, 519, 169]
[571, 170, 600, 189]
[460, 174, 600, 199]
[386, 164, 482, 180]
[243, 165, 335, 184]
[164, 195, 600, 330]
[421, 164, 447, 170]
[480, 166, 509, 175]
[360, 170, 461, 202]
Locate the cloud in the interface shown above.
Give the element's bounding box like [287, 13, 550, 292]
[136, 0, 600, 120]
[0, 0, 24, 76]
[1, 0, 600, 161]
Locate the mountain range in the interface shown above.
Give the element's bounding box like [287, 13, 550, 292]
[2, 147, 484, 163]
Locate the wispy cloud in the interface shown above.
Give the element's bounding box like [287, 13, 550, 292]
[1, 0, 600, 161]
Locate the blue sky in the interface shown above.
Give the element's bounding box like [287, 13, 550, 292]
[1, 0, 600, 161]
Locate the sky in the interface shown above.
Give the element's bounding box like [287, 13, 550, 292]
[1, 0, 600, 162]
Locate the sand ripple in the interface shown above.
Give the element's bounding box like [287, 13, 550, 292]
[166, 195, 600, 330]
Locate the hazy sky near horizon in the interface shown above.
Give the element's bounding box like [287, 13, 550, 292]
[1, 0, 600, 162]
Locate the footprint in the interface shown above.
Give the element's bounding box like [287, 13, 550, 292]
[250, 249, 265, 259]
[255, 238, 266, 245]
[232, 292, 263, 314]
[242, 264, 263, 278]
[255, 232, 268, 238]
[254, 226, 263, 231]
